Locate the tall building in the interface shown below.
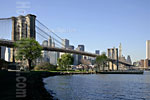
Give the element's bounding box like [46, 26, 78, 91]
[119, 43, 122, 58]
[42, 40, 49, 62]
[41, 39, 58, 65]
[62, 39, 69, 48]
[95, 50, 100, 55]
[48, 36, 52, 47]
[127, 55, 132, 64]
[77, 45, 85, 64]
[146, 40, 150, 59]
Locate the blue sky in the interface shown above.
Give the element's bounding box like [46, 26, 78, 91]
[0, 0, 150, 62]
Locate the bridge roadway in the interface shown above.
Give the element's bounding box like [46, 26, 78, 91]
[0, 39, 132, 66]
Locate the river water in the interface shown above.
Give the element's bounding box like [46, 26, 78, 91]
[43, 71, 150, 100]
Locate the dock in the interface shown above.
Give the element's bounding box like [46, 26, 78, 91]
[98, 70, 144, 74]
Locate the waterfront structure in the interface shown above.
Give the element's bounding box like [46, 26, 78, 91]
[10, 14, 36, 62]
[140, 60, 144, 67]
[146, 40, 150, 59]
[0, 15, 133, 67]
[144, 59, 150, 69]
[107, 47, 118, 70]
[95, 50, 100, 55]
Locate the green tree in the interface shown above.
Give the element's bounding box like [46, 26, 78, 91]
[15, 38, 42, 70]
[57, 54, 74, 70]
[95, 53, 108, 71]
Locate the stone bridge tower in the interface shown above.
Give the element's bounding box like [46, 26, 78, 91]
[10, 14, 36, 62]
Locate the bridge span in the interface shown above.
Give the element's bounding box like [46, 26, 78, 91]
[0, 39, 133, 66]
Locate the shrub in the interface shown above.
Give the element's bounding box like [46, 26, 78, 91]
[34, 62, 57, 71]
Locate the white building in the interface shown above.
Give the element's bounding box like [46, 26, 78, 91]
[0, 46, 10, 62]
[146, 40, 150, 59]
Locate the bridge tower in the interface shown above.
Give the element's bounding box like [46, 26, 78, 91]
[10, 14, 36, 62]
[107, 48, 118, 70]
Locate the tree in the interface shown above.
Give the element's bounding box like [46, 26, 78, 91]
[57, 54, 74, 70]
[95, 53, 108, 71]
[80, 59, 91, 71]
[80, 59, 91, 65]
[15, 38, 42, 70]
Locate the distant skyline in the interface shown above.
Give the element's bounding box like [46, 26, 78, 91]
[0, 0, 150, 62]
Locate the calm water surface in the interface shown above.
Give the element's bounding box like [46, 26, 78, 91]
[43, 71, 150, 100]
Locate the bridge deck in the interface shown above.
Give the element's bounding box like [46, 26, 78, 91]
[0, 39, 133, 66]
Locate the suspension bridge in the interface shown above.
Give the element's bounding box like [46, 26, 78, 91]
[0, 14, 133, 70]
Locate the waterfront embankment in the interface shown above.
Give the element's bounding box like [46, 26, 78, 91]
[0, 71, 96, 100]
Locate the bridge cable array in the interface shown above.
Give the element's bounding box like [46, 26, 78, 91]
[35, 19, 65, 48]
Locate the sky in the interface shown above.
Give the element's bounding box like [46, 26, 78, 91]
[0, 0, 150, 62]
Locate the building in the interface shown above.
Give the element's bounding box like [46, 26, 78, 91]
[76, 45, 85, 64]
[42, 40, 48, 47]
[48, 36, 52, 47]
[144, 59, 150, 69]
[119, 43, 122, 58]
[41, 39, 59, 65]
[140, 60, 144, 68]
[127, 55, 132, 64]
[0, 46, 11, 62]
[62, 39, 69, 48]
[68, 45, 74, 50]
[146, 40, 150, 59]
[95, 50, 100, 55]
[77, 45, 85, 51]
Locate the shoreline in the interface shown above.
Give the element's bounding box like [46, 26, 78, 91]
[0, 70, 146, 100]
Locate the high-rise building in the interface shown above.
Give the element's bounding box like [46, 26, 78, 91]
[127, 55, 132, 64]
[146, 40, 150, 59]
[62, 39, 69, 48]
[77, 45, 85, 64]
[119, 43, 122, 58]
[48, 36, 52, 47]
[95, 50, 100, 55]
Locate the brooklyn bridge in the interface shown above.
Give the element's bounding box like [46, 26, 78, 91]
[0, 14, 133, 70]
